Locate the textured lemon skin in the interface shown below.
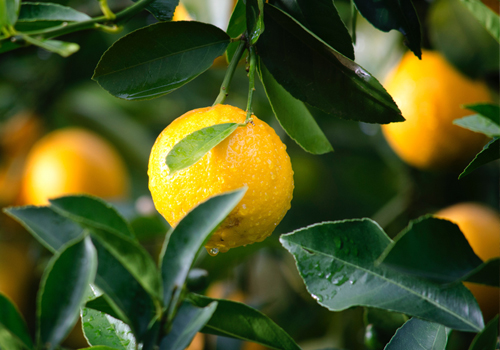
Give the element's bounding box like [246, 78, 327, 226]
[435, 203, 500, 321]
[21, 128, 129, 205]
[382, 50, 491, 170]
[148, 104, 294, 253]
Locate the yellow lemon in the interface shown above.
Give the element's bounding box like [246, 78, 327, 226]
[173, 2, 193, 21]
[148, 104, 293, 254]
[435, 202, 500, 321]
[382, 50, 492, 170]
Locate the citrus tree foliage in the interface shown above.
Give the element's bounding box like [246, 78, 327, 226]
[1, 0, 499, 349]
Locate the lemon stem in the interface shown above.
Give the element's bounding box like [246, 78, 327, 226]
[99, 0, 116, 20]
[213, 39, 246, 106]
[245, 45, 257, 123]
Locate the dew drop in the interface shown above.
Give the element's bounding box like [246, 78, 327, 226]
[208, 248, 219, 256]
[311, 294, 323, 302]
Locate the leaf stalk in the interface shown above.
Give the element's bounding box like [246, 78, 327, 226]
[213, 39, 246, 106]
[245, 45, 257, 123]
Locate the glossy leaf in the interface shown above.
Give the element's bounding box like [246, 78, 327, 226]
[257, 4, 404, 124]
[385, 318, 448, 350]
[50, 195, 135, 239]
[0, 294, 33, 350]
[454, 115, 500, 137]
[464, 258, 500, 287]
[166, 123, 241, 175]
[353, 0, 421, 58]
[269, 0, 354, 59]
[246, 0, 265, 44]
[280, 219, 484, 332]
[22, 36, 79, 57]
[4, 206, 84, 253]
[459, 138, 500, 179]
[469, 315, 499, 350]
[463, 103, 500, 125]
[93, 21, 230, 100]
[460, 0, 500, 42]
[85, 295, 124, 321]
[16, 2, 90, 31]
[189, 294, 301, 350]
[131, 0, 178, 21]
[0, 0, 21, 27]
[259, 62, 332, 154]
[227, 0, 246, 38]
[159, 301, 217, 350]
[38, 236, 97, 350]
[160, 188, 246, 308]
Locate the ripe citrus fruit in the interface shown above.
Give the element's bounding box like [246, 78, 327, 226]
[172, 2, 193, 21]
[20, 128, 129, 205]
[435, 202, 500, 321]
[381, 50, 492, 170]
[148, 104, 294, 254]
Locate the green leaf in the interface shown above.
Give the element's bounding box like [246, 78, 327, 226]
[82, 347, 123, 350]
[160, 188, 246, 309]
[459, 138, 500, 179]
[49, 195, 135, 239]
[352, 0, 421, 59]
[22, 35, 79, 57]
[90, 228, 162, 302]
[280, 219, 484, 332]
[258, 62, 333, 155]
[454, 115, 500, 137]
[93, 21, 230, 101]
[269, 0, 354, 59]
[464, 103, 500, 125]
[385, 318, 449, 350]
[0, 294, 33, 350]
[463, 258, 500, 287]
[131, 0, 178, 21]
[38, 236, 97, 350]
[166, 123, 241, 175]
[4, 206, 84, 253]
[246, 0, 265, 44]
[256, 4, 404, 124]
[469, 315, 499, 350]
[189, 294, 301, 350]
[16, 2, 90, 31]
[159, 301, 217, 350]
[227, 0, 246, 38]
[460, 0, 500, 42]
[0, 39, 24, 54]
[0, 0, 21, 27]
[82, 287, 136, 350]
[364, 308, 408, 333]
[85, 295, 124, 322]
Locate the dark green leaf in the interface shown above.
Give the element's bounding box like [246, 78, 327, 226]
[0, 294, 33, 350]
[460, 0, 500, 42]
[269, 0, 354, 59]
[463, 258, 500, 287]
[257, 4, 404, 124]
[454, 115, 500, 137]
[469, 315, 499, 350]
[159, 301, 217, 350]
[131, 0, 178, 21]
[0, 0, 20, 27]
[280, 219, 484, 332]
[385, 318, 448, 350]
[129, 215, 170, 242]
[38, 236, 97, 350]
[377, 216, 485, 283]
[363, 308, 408, 333]
[459, 138, 500, 179]
[15, 2, 90, 31]
[160, 188, 246, 309]
[93, 21, 230, 101]
[49, 195, 135, 239]
[4, 206, 84, 253]
[189, 294, 301, 350]
[352, 0, 421, 58]
[227, 0, 246, 38]
[22, 35, 79, 57]
[246, 0, 265, 44]
[166, 123, 241, 175]
[85, 295, 124, 321]
[0, 39, 24, 54]
[258, 62, 332, 154]
[351, 1, 357, 44]
[82, 347, 122, 350]
[464, 103, 500, 125]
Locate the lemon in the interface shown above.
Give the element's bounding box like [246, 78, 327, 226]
[21, 128, 129, 205]
[148, 104, 294, 253]
[435, 202, 500, 321]
[172, 2, 193, 21]
[381, 50, 491, 170]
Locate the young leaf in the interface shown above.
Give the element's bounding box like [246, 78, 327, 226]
[469, 315, 499, 350]
[49, 195, 135, 239]
[227, 0, 246, 38]
[166, 123, 241, 175]
[159, 301, 217, 350]
[246, 0, 265, 44]
[454, 115, 500, 137]
[385, 318, 449, 350]
[0, 294, 33, 350]
[352, 0, 422, 59]
[463, 103, 500, 125]
[4, 206, 84, 253]
[93, 21, 230, 101]
[16, 2, 90, 31]
[131, 0, 178, 21]
[256, 4, 404, 124]
[22, 36, 79, 57]
[0, 0, 21, 27]
[459, 138, 500, 179]
[460, 0, 500, 42]
[258, 62, 333, 155]
[160, 188, 246, 309]
[280, 219, 484, 332]
[38, 236, 97, 350]
[189, 294, 301, 350]
[269, 0, 354, 59]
